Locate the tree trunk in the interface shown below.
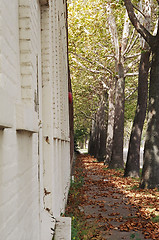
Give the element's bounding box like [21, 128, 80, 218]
[124, 48, 150, 177]
[105, 79, 115, 164]
[123, 0, 159, 188]
[140, 47, 159, 188]
[88, 117, 97, 157]
[97, 93, 107, 162]
[88, 92, 107, 161]
[109, 63, 125, 169]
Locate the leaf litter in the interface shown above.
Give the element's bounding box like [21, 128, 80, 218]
[65, 154, 159, 239]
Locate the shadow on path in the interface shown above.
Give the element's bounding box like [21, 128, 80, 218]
[75, 154, 158, 239]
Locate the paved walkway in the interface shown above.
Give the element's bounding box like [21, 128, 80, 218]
[78, 155, 151, 240]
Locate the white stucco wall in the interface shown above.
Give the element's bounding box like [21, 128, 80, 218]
[0, 0, 71, 239]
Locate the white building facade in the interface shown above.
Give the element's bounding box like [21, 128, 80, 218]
[0, 0, 71, 239]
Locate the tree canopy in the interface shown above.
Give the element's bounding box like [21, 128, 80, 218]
[68, 0, 140, 144]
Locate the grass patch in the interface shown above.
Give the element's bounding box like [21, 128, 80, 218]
[116, 168, 124, 172]
[68, 214, 97, 240]
[103, 167, 108, 171]
[151, 216, 159, 223]
[126, 184, 139, 191]
[130, 233, 141, 240]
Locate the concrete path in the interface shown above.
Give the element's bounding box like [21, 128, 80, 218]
[79, 156, 151, 240]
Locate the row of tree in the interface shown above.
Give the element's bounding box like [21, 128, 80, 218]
[68, 0, 159, 189]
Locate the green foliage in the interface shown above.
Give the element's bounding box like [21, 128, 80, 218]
[68, 0, 141, 142]
[151, 216, 159, 223]
[118, 0, 124, 5]
[70, 175, 84, 194]
[74, 127, 89, 146]
[71, 216, 80, 240]
[65, 167, 97, 239]
[70, 214, 97, 240]
[130, 233, 141, 240]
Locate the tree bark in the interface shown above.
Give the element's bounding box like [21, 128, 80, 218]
[124, 48, 150, 177]
[124, 0, 159, 188]
[109, 63, 125, 169]
[88, 117, 98, 157]
[124, 0, 151, 178]
[88, 92, 107, 161]
[106, 6, 129, 169]
[140, 47, 159, 188]
[105, 79, 115, 164]
[97, 93, 107, 162]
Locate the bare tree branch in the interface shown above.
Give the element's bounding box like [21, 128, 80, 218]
[124, 34, 139, 56]
[124, 0, 155, 47]
[72, 57, 108, 74]
[122, 10, 130, 53]
[132, 3, 147, 18]
[125, 87, 138, 100]
[106, 2, 119, 59]
[80, 110, 96, 121]
[71, 52, 114, 75]
[125, 72, 139, 77]
[71, 52, 93, 64]
[97, 43, 115, 58]
[125, 53, 141, 59]
[125, 55, 141, 73]
[123, 28, 136, 55]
